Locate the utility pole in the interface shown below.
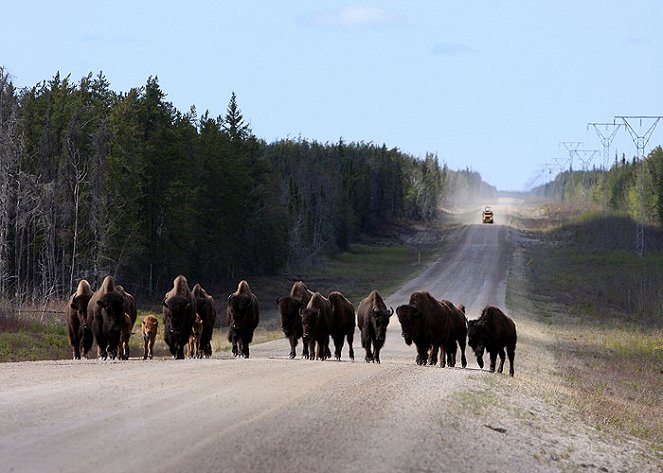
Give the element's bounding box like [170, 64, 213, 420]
[588, 122, 622, 216]
[614, 116, 662, 257]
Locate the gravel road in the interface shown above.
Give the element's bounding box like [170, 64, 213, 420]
[0, 198, 658, 473]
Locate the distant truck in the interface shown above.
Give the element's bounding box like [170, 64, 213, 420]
[482, 206, 494, 224]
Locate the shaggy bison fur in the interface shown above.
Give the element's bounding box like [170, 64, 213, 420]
[163, 275, 197, 359]
[226, 280, 260, 358]
[277, 281, 314, 359]
[467, 305, 517, 376]
[357, 290, 393, 364]
[328, 291, 355, 361]
[66, 279, 94, 360]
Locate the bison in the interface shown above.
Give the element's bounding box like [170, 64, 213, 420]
[192, 283, 217, 358]
[141, 315, 159, 360]
[467, 305, 517, 376]
[357, 290, 393, 364]
[300, 292, 332, 361]
[396, 291, 452, 366]
[277, 281, 314, 359]
[226, 280, 260, 358]
[438, 301, 467, 368]
[328, 291, 355, 361]
[66, 279, 94, 360]
[87, 275, 127, 360]
[163, 275, 197, 359]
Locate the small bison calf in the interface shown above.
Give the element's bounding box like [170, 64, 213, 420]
[467, 305, 517, 376]
[142, 315, 159, 360]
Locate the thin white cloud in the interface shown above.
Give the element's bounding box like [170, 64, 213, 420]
[431, 42, 476, 56]
[299, 6, 403, 29]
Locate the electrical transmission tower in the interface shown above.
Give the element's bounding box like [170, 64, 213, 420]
[574, 149, 600, 206]
[559, 142, 582, 199]
[615, 116, 662, 257]
[588, 122, 622, 215]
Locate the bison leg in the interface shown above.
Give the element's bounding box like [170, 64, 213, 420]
[429, 345, 439, 366]
[347, 332, 354, 361]
[497, 347, 506, 373]
[242, 339, 250, 358]
[302, 338, 310, 359]
[332, 335, 344, 361]
[459, 340, 467, 368]
[361, 331, 374, 363]
[374, 347, 381, 364]
[308, 340, 316, 361]
[507, 345, 515, 377]
[288, 335, 297, 359]
[148, 337, 155, 359]
[416, 344, 428, 366]
[488, 350, 498, 372]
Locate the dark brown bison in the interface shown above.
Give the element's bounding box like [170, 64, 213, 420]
[327, 291, 355, 361]
[192, 283, 217, 358]
[163, 275, 197, 359]
[357, 290, 393, 364]
[226, 280, 260, 358]
[396, 291, 452, 366]
[467, 305, 517, 376]
[300, 292, 332, 361]
[277, 281, 314, 359]
[66, 279, 94, 360]
[141, 315, 159, 360]
[440, 301, 467, 368]
[87, 275, 127, 360]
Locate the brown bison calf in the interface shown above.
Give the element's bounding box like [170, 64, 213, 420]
[467, 305, 517, 376]
[142, 315, 159, 360]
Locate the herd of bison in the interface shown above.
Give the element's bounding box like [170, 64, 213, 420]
[66, 275, 518, 376]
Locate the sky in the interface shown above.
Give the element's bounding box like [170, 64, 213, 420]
[3, 0, 662, 191]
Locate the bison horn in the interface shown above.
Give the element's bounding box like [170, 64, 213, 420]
[373, 306, 379, 313]
[388, 307, 394, 316]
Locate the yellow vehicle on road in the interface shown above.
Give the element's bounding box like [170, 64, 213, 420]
[482, 206, 494, 224]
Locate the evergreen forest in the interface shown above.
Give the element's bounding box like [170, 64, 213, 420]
[0, 69, 492, 302]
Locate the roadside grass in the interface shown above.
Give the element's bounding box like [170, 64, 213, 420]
[0, 313, 70, 362]
[507, 207, 663, 455]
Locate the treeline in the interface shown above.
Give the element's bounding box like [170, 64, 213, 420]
[534, 146, 663, 227]
[0, 69, 452, 302]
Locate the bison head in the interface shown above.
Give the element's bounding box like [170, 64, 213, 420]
[396, 304, 420, 346]
[467, 319, 486, 369]
[163, 296, 192, 337]
[97, 292, 126, 335]
[300, 307, 319, 339]
[277, 296, 304, 337]
[227, 294, 253, 331]
[372, 305, 393, 343]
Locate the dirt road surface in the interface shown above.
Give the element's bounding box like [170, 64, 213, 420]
[0, 198, 658, 472]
